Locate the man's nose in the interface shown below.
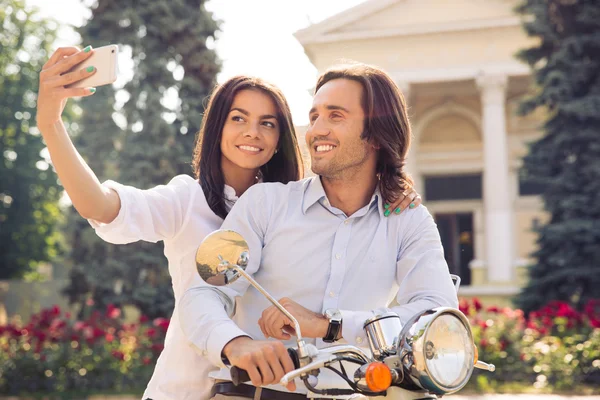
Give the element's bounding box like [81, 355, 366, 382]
[307, 116, 330, 137]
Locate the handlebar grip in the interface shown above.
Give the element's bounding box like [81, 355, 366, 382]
[230, 365, 250, 386]
[230, 348, 300, 386]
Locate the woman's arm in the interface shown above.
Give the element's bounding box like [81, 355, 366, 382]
[37, 46, 120, 223]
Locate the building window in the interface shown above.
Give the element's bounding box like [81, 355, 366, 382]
[424, 174, 482, 201]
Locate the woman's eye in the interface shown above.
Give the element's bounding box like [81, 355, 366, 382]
[262, 121, 276, 128]
[232, 115, 244, 122]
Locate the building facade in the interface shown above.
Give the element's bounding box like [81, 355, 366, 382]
[295, 0, 548, 305]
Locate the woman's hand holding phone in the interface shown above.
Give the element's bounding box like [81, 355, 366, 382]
[36, 45, 97, 129]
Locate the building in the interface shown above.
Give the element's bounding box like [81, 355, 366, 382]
[294, 0, 548, 305]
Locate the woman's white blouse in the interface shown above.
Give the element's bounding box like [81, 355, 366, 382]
[88, 174, 236, 400]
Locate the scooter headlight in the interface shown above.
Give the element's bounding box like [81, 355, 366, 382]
[399, 307, 475, 395]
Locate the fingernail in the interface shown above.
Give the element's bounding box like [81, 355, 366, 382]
[384, 209, 391, 217]
[84, 45, 92, 53]
[89, 88, 96, 94]
[395, 207, 401, 214]
[384, 203, 390, 209]
[86, 66, 95, 73]
[409, 203, 415, 209]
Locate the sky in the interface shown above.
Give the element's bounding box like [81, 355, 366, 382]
[24, 0, 367, 126]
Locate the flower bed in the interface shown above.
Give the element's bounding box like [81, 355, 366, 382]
[0, 304, 168, 396]
[0, 299, 599, 396]
[462, 298, 600, 393]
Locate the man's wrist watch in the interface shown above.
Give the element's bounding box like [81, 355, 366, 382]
[323, 309, 342, 343]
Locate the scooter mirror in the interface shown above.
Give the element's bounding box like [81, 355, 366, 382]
[195, 229, 249, 285]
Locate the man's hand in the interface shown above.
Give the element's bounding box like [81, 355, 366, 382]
[222, 336, 296, 391]
[258, 298, 329, 340]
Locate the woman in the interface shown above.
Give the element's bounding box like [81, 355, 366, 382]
[36, 46, 421, 399]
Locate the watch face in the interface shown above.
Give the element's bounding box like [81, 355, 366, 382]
[325, 309, 341, 322]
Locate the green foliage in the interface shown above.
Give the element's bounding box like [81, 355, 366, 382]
[62, 0, 220, 318]
[0, 0, 74, 279]
[514, 0, 600, 313]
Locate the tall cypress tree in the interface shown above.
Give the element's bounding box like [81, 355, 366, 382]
[514, 0, 600, 313]
[63, 0, 220, 318]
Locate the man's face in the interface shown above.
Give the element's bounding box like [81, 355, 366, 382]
[306, 78, 377, 179]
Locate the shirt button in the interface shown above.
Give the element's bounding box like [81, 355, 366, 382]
[356, 337, 363, 344]
[344, 220, 350, 225]
[329, 291, 335, 298]
[335, 253, 342, 260]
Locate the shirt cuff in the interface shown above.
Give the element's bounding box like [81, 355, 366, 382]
[87, 180, 128, 230]
[339, 310, 374, 348]
[206, 321, 253, 368]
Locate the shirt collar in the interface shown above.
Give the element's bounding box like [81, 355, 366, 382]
[223, 184, 238, 202]
[302, 176, 384, 216]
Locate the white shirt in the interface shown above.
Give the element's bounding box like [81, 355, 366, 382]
[89, 174, 237, 400]
[179, 177, 459, 394]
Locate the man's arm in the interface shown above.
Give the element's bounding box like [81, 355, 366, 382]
[257, 207, 458, 345]
[339, 207, 459, 346]
[179, 184, 296, 389]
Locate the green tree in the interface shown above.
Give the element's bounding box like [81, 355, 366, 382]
[514, 0, 600, 313]
[0, 0, 74, 279]
[62, 0, 220, 318]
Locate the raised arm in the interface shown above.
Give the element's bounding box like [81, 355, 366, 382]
[36, 46, 120, 223]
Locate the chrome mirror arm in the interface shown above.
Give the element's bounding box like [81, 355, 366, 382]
[229, 264, 310, 360]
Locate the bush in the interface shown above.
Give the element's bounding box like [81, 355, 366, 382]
[461, 298, 600, 393]
[0, 303, 168, 396]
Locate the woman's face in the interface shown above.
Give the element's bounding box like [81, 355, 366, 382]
[220, 89, 281, 172]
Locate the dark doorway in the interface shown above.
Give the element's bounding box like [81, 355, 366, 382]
[434, 213, 474, 285]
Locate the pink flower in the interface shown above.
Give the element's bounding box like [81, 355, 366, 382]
[139, 315, 150, 324]
[73, 321, 86, 331]
[106, 304, 121, 319]
[153, 318, 170, 332]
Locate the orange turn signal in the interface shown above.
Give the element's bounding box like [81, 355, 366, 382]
[365, 362, 392, 392]
[474, 344, 479, 365]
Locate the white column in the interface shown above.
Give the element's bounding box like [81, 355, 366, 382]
[476, 74, 513, 283]
[398, 81, 422, 192]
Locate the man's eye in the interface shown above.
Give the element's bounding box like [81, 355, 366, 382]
[309, 115, 318, 124]
[331, 113, 342, 119]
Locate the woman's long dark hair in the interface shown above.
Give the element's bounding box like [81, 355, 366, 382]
[192, 76, 304, 219]
[315, 63, 413, 203]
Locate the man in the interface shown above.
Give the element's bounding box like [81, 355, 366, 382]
[180, 63, 458, 400]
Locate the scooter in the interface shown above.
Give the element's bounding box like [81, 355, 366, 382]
[195, 229, 495, 399]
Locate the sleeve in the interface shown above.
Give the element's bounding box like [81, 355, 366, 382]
[179, 184, 271, 366]
[87, 174, 198, 244]
[340, 207, 459, 345]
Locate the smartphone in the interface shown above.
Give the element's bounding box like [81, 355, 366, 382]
[66, 44, 119, 88]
